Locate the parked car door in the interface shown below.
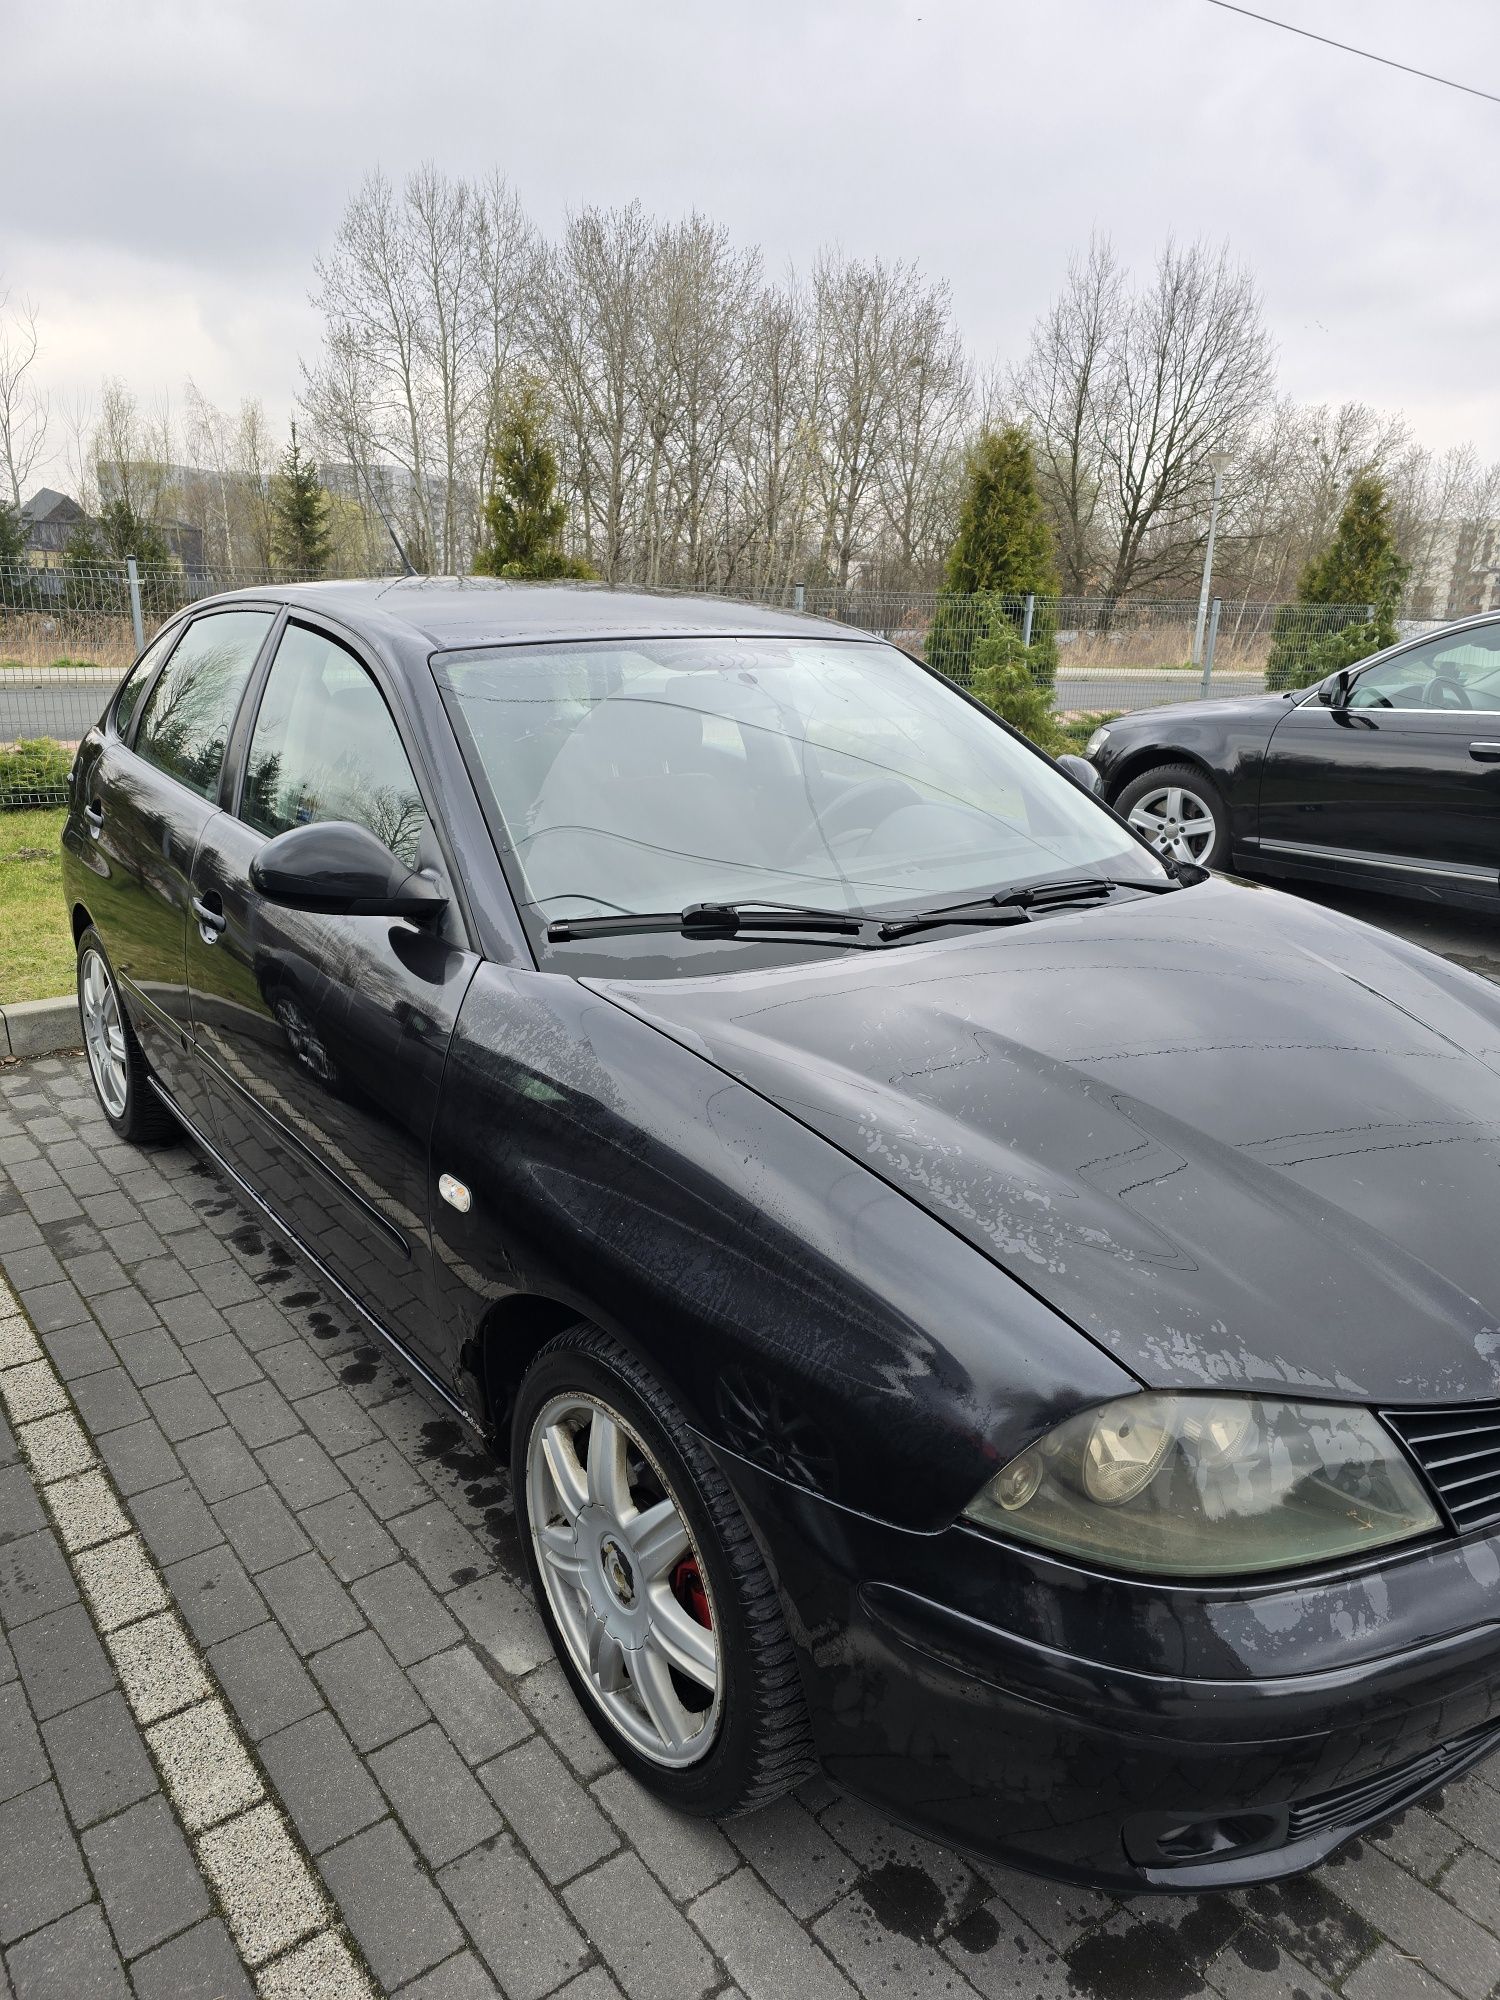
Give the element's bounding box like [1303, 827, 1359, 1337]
[184, 617, 480, 1378]
[79, 607, 277, 1131]
[1256, 622, 1500, 895]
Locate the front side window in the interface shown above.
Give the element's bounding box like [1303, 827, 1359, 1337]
[1348, 625, 1500, 712]
[114, 624, 180, 739]
[242, 623, 429, 867]
[133, 610, 274, 798]
[437, 636, 1163, 944]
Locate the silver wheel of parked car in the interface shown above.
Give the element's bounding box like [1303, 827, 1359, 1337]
[1124, 781, 1219, 864]
[80, 945, 129, 1119]
[525, 1390, 722, 1768]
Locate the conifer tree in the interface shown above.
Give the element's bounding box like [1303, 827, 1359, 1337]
[271, 424, 333, 575]
[0, 502, 26, 569]
[928, 426, 1059, 686]
[0, 502, 33, 611]
[1266, 471, 1408, 688]
[474, 380, 593, 579]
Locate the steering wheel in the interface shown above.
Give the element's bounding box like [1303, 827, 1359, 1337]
[1425, 676, 1472, 710]
[811, 777, 920, 846]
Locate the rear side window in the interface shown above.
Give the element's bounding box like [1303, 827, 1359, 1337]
[241, 623, 429, 867]
[133, 610, 274, 800]
[113, 625, 180, 739]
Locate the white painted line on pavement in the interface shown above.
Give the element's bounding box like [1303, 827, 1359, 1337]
[0, 1274, 373, 1998]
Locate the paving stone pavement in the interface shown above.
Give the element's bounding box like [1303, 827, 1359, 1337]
[5, 1050, 1500, 2000]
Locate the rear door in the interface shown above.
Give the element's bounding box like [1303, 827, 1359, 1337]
[78, 607, 276, 1129]
[185, 617, 480, 1376]
[1257, 622, 1500, 895]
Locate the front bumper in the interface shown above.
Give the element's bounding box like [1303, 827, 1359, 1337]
[710, 1445, 1500, 1890]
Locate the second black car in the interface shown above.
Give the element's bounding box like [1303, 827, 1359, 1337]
[1088, 612, 1500, 908]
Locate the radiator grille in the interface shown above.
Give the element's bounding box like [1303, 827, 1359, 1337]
[1382, 1403, 1500, 1532]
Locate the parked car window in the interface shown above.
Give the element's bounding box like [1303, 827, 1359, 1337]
[114, 624, 180, 739]
[133, 609, 274, 798]
[437, 635, 1165, 927]
[241, 623, 429, 867]
[1348, 625, 1500, 712]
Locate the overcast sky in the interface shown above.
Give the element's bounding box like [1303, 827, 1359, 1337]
[6, 0, 1499, 482]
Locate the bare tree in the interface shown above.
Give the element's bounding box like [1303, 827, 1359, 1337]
[530, 203, 655, 579]
[306, 166, 508, 570]
[812, 252, 939, 587]
[0, 287, 49, 510]
[1010, 234, 1122, 592]
[1096, 240, 1274, 599]
[875, 277, 972, 582]
[734, 279, 816, 592]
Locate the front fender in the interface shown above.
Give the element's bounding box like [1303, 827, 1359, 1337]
[428, 963, 1135, 1532]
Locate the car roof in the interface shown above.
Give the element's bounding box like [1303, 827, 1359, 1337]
[195, 576, 869, 650]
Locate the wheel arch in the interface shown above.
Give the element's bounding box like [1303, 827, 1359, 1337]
[474, 1289, 712, 1467]
[1104, 743, 1223, 805]
[70, 902, 93, 946]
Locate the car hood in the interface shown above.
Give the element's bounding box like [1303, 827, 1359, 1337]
[591, 879, 1500, 1405]
[1110, 691, 1291, 732]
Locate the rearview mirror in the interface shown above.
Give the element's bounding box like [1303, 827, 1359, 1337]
[1054, 753, 1101, 795]
[250, 821, 448, 922]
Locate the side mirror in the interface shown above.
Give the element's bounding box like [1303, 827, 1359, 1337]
[1054, 753, 1101, 794]
[250, 820, 448, 922]
[1320, 668, 1354, 708]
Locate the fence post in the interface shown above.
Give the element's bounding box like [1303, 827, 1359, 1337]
[125, 558, 145, 654]
[1021, 593, 1035, 649]
[1199, 597, 1221, 698]
[792, 582, 805, 613]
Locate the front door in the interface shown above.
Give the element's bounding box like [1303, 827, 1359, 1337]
[1258, 623, 1500, 896]
[86, 607, 276, 1130]
[185, 618, 479, 1377]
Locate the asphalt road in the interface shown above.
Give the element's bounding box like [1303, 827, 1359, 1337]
[1055, 668, 1265, 713]
[0, 675, 117, 743]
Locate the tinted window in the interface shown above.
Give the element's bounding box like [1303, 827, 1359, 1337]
[114, 625, 179, 739]
[242, 624, 429, 867]
[1349, 625, 1500, 713]
[134, 610, 273, 798]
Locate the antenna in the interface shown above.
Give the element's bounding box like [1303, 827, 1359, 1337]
[355, 459, 417, 577]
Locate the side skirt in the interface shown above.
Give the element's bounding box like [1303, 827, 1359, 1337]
[146, 1074, 483, 1436]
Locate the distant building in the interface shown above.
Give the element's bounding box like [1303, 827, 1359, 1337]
[19, 487, 206, 576]
[19, 488, 88, 565]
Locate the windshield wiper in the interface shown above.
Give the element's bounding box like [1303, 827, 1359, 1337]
[876, 874, 1182, 941]
[545, 901, 866, 944]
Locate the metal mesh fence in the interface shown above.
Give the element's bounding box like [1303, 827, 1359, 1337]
[0, 562, 1385, 809]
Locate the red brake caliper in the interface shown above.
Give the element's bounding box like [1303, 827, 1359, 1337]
[671, 1556, 712, 1628]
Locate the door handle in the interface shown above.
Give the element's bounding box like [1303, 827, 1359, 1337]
[1470, 742, 1500, 762]
[84, 799, 104, 835]
[191, 895, 227, 940]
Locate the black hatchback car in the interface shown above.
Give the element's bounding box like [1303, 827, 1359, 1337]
[61, 579, 1500, 1889]
[1088, 612, 1500, 909]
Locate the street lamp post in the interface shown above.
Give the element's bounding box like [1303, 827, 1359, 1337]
[1192, 452, 1233, 668]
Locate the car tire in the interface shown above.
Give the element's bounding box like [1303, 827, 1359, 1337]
[1113, 762, 1230, 869]
[512, 1324, 815, 1816]
[76, 927, 172, 1145]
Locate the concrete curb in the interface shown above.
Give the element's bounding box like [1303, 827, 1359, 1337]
[0, 994, 80, 1059]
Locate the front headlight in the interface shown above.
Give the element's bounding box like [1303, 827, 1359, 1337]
[965, 1393, 1439, 1578]
[1084, 725, 1111, 760]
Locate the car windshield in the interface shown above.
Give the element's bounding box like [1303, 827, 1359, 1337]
[436, 635, 1165, 930]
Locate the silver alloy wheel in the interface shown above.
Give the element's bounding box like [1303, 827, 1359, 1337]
[1126, 783, 1218, 864]
[80, 947, 129, 1120]
[526, 1391, 721, 1767]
